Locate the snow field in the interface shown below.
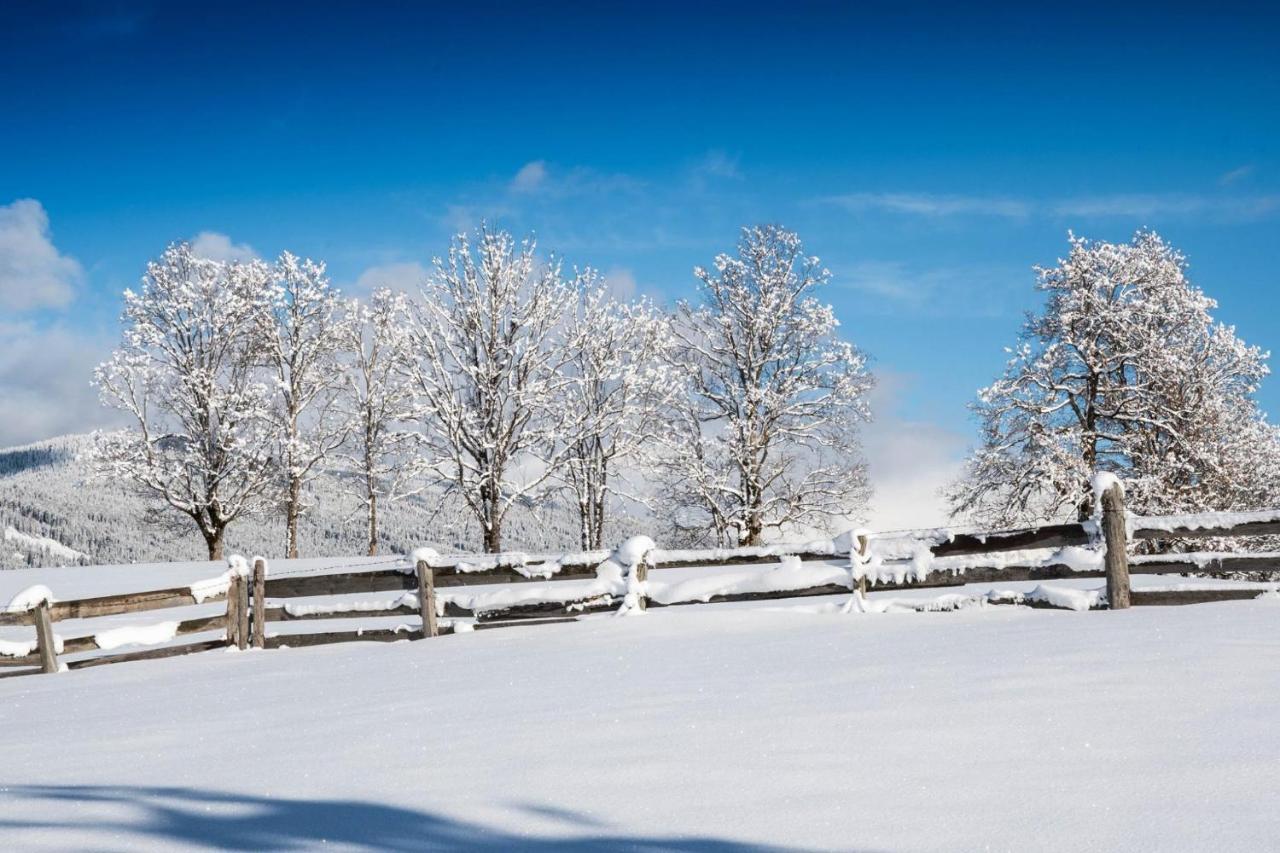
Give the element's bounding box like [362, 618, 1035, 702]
[1, 589, 1278, 851]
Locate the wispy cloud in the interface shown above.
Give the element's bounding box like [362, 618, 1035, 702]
[1051, 193, 1280, 221]
[824, 192, 1031, 218]
[691, 150, 741, 181]
[509, 160, 548, 193]
[836, 260, 1026, 317]
[823, 189, 1280, 224]
[1219, 164, 1255, 186]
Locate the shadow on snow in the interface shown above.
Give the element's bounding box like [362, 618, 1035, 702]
[0, 785, 860, 852]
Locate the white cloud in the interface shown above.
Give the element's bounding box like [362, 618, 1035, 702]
[510, 160, 549, 193]
[826, 192, 1030, 218]
[860, 373, 969, 531]
[0, 198, 82, 312]
[354, 261, 427, 295]
[190, 231, 258, 262]
[0, 321, 122, 448]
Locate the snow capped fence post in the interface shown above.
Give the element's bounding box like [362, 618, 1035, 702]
[251, 559, 267, 649]
[416, 560, 439, 638]
[1098, 477, 1131, 610]
[856, 533, 870, 597]
[33, 600, 58, 674]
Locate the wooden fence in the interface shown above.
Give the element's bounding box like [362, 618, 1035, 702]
[2, 484, 1276, 679]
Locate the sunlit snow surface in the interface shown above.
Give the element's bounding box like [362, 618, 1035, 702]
[1, 558, 1277, 851]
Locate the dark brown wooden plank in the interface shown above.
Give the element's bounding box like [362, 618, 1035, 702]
[0, 611, 33, 627]
[261, 627, 424, 649]
[1130, 556, 1280, 575]
[0, 666, 41, 679]
[651, 549, 838, 569]
[1130, 589, 1265, 606]
[929, 523, 1092, 558]
[65, 638, 229, 670]
[59, 613, 230, 656]
[473, 617, 579, 630]
[0, 653, 39, 667]
[263, 570, 418, 598]
[49, 587, 210, 621]
[261, 600, 472, 622]
[1132, 521, 1280, 540]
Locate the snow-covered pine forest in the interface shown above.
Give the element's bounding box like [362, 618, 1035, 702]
[4, 226, 1280, 569]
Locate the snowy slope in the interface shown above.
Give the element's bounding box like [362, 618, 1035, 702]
[0, 434, 647, 569]
[1, 564, 1278, 851]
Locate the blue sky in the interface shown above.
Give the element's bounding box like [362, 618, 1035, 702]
[3, 1, 1279, 524]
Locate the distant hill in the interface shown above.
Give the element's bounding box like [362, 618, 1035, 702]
[0, 434, 646, 569]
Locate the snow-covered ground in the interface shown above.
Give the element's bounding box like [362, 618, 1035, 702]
[2, 558, 1278, 851]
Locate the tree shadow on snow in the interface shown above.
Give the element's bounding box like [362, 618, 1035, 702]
[0, 785, 860, 852]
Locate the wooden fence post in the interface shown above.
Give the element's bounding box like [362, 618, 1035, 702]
[226, 574, 242, 649]
[33, 601, 59, 674]
[856, 533, 870, 596]
[1101, 482, 1131, 610]
[416, 560, 438, 638]
[252, 558, 266, 649]
[634, 560, 649, 612]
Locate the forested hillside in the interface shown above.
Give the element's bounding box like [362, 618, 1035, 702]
[0, 434, 644, 569]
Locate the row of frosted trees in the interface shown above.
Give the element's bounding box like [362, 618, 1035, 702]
[92, 225, 875, 560]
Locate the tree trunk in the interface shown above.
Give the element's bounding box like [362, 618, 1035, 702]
[590, 489, 606, 551]
[204, 527, 225, 562]
[285, 475, 302, 559]
[367, 490, 378, 556]
[483, 518, 502, 553]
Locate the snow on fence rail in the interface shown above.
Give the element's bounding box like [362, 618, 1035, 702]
[3, 487, 1278, 679]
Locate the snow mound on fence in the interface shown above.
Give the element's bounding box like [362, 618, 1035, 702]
[5, 584, 54, 612]
[95, 620, 180, 651]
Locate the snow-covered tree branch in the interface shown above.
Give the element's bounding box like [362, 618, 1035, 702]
[260, 253, 348, 558]
[949, 230, 1280, 532]
[406, 227, 575, 553]
[336, 288, 425, 555]
[91, 243, 278, 560]
[650, 225, 874, 546]
[553, 274, 676, 549]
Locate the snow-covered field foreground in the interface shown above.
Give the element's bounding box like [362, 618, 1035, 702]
[2, 575, 1278, 852]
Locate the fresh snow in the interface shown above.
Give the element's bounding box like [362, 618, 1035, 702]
[1, 578, 1278, 851]
[94, 620, 180, 651]
[5, 583, 54, 612]
[1090, 470, 1124, 505]
[1129, 507, 1280, 532]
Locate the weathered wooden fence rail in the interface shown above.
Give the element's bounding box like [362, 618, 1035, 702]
[3, 491, 1277, 678]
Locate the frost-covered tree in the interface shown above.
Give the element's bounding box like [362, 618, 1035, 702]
[950, 230, 1280, 527]
[92, 243, 277, 560]
[407, 227, 574, 552]
[652, 225, 874, 546]
[553, 276, 675, 549]
[260, 253, 348, 558]
[337, 288, 424, 555]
